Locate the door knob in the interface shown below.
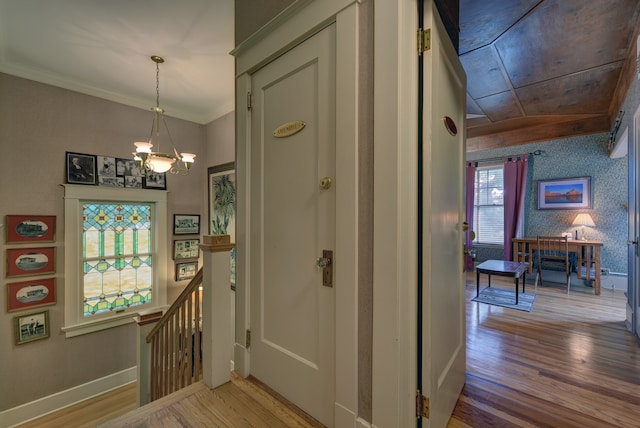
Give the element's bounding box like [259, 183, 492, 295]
[319, 177, 332, 190]
[316, 250, 333, 287]
[316, 257, 331, 268]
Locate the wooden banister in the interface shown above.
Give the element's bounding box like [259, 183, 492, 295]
[146, 268, 203, 401]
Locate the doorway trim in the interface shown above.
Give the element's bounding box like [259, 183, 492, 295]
[233, 1, 360, 424]
[371, 1, 419, 427]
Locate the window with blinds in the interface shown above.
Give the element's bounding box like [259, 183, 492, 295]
[473, 165, 504, 245]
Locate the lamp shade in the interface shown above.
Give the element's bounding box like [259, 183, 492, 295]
[572, 213, 595, 227]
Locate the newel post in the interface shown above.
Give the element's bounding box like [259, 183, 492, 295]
[200, 235, 235, 388]
[134, 310, 163, 406]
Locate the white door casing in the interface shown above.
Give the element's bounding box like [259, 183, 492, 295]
[248, 24, 336, 426]
[372, 1, 466, 427]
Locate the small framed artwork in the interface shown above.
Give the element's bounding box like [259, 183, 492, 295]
[7, 247, 56, 277]
[537, 176, 592, 210]
[208, 162, 236, 236]
[174, 214, 200, 235]
[97, 155, 116, 177]
[173, 239, 200, 260]
[176, 261, 198, 281]
[6, 215, 56, 244]
[14, 310, 50, 345]
[144, 172, 167, 190]
[66, 152, 97, 185]
[7, 278, 57, 312]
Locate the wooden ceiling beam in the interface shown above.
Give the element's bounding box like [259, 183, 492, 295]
[466, 115, 610, 152]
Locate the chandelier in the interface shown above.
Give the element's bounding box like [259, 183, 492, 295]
[133, 55, 195, 175]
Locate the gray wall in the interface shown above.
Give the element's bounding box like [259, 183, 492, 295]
[0, 72, 214, 411]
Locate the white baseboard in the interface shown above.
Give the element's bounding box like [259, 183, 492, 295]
[0, 367, 136, 428]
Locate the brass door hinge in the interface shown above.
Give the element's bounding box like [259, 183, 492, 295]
[417, 28, 431, 54]
[416, 392, 430, 419]
[247, 91, 252, 110]
[246, 329, 251, 349]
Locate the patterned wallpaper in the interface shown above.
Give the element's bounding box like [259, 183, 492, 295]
[467, 133, 628, 274]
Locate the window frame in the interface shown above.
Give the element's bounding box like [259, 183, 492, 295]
[473, 163, 505, 246]
[63, 185, 168, 337]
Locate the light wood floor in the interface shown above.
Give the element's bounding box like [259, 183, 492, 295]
[16, 273, 640, 427]
[448, 273, 640, 427]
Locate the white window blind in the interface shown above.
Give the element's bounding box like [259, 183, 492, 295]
[473, 165, 504, 245]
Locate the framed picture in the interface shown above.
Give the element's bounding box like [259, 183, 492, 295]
[6, 215, 56, 244]
[7, 278, 57, 312]
[66, 152, 97, 185]
[175, 261, 198, 281]
[116, 158, 143, 188]
[97, 155, 116, 177]
[144, 171, 167, 190]
[208, 162, 236, 236]
[7, 247, 56, 277]
[14, 310, 50, 345]
[173, 239, 200, 260]
[208, 162, 236, 289]
[537, 176, 592, 210]
[173, 214, 200, 235]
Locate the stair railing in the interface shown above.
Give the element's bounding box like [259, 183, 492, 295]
[146, 268, 203, 401]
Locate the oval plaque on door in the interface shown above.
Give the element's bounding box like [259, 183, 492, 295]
[443, 116, 458, 136]
[273, 121, 306, 138]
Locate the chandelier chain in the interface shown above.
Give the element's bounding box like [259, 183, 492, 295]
[155, 60, 160, 110]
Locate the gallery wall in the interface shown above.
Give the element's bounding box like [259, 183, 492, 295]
[0, 72, 228, 412]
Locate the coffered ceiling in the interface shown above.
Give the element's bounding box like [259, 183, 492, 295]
[460, 0, 640, 152]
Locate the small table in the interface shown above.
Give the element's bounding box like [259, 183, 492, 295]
[476, 260, 527, 305]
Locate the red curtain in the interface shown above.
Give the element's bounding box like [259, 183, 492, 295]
[503, 154, 528, 261]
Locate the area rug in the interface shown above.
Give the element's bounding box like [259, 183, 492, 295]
[472, 287, 536, 312]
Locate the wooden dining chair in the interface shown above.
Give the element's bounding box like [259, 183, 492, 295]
[535, 235, 571, 293]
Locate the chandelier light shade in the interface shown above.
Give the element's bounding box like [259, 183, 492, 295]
[133, 55, 196, 175]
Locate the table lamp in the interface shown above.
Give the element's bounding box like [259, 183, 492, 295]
[572, 213, 595, 240]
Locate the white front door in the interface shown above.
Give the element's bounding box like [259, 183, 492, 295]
[249, 25, 336, 426]
[420, 2, 467, 426]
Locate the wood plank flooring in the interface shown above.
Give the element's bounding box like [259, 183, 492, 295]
[15, 382, 137, 428]
[448, 273, 640, 428]
[16, 272, 640, 427]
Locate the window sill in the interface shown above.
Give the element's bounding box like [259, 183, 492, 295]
[61, 305, 169, 338]
[62, 312, 137, 338]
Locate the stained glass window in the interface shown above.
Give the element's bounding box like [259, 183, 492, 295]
[82, 202, 153, 316]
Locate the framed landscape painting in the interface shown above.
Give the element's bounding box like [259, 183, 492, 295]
[537, 176, 592, 210]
